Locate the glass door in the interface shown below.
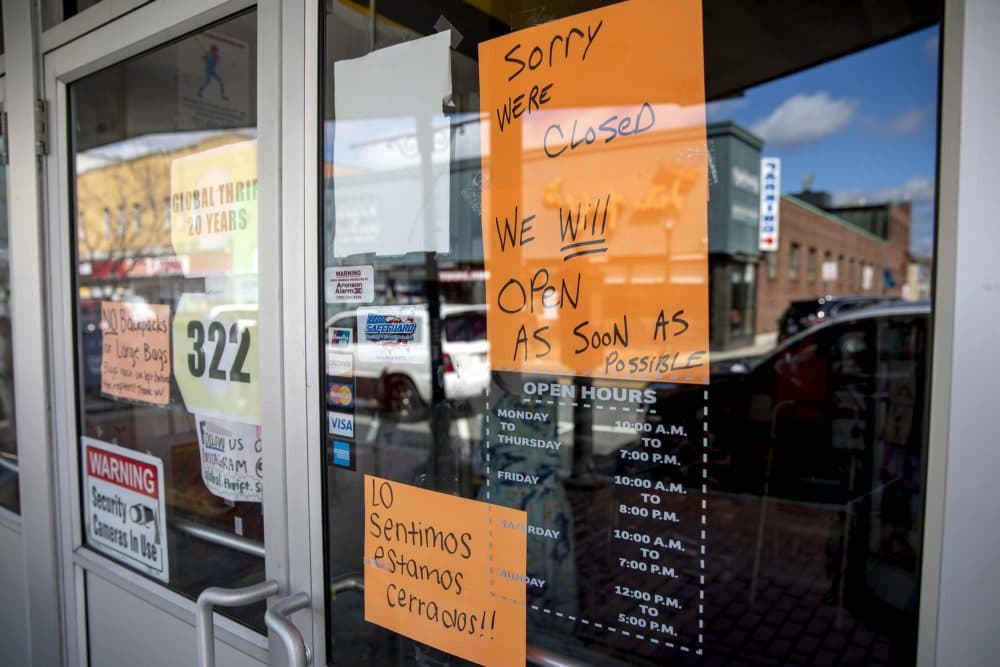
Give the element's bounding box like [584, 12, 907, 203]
[317, 1, 942, 666]
[69, 6, 263, 626]
[42, 3, 297, 663]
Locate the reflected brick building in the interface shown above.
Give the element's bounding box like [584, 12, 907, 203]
[706, 121, 912, 349]
[755, 196, 910, 336]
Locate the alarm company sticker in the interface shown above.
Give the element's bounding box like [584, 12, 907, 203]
[195, 414, 263, 503]
[328, 411, 355, 439]
[82, 437, 170, 582]
[325, 265, 374, 303]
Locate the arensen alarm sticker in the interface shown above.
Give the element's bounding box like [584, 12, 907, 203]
[325, 265, 374, 303]
[82, 437, 170, 582]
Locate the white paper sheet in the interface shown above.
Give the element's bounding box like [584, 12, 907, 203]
[333, 31, 453, 257]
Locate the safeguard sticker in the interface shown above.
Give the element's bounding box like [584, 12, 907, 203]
[357, 305, 424, 364]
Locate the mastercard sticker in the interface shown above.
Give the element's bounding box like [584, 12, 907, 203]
[327, 380, 354, 409]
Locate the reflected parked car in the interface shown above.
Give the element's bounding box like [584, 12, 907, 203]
[777, 295, 895, 342]
[713, 302, 928, 495]
[702, 301, 929, 639]
[325, 304, 489, 419]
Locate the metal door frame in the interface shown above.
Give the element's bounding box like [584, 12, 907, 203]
[275, 0, 327, 663]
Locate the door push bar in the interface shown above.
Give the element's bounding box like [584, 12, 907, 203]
[195, 577, 586, 667]
[196, 579, 280, 667]
[266, 592, 314, 667]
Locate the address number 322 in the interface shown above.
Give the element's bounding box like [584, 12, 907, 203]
[172, 294, 261, 424]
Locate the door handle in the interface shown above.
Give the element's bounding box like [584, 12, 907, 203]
[196, 579, 280, 667]
[266, 592, 314, 667]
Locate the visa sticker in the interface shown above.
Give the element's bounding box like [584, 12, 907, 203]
[328, 411, 355, 438]
[327, 381, 354, 409]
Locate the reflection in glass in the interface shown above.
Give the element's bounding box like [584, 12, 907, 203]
[322, 1, 941, 666]
[70, 11, 264, 631]
[0, 94, 18, 515]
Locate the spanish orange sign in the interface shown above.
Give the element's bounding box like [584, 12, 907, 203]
[479, 0, 710, 384]
[100, 301, 172, 405]
[364, 476, 527, 667]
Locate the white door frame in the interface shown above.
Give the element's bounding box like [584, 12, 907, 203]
[271, 0, 327, 663]
[3, 1, 63, 664]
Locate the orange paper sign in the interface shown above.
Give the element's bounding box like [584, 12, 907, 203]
[100, 301, 172, 405]
[364, 476, 527, 667]
[479, 0, 710, 384]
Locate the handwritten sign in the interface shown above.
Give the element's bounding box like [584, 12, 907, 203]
[100, 301, 171, 405]
[194, 414, 262, 502]
[478, 0, 710, 383]
[364, 476, 527, 667]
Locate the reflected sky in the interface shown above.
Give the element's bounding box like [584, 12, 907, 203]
[708, 26, 939, 256]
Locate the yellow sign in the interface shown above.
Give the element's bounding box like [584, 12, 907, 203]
[364, 476, 527, 667]
[100, 301, 171, 405]
[172, 293, 259, 423]
[170, 140, 258, 277]
[478, 0, 710, 384]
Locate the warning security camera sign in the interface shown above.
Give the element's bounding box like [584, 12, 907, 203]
[82, 437, 170, 582]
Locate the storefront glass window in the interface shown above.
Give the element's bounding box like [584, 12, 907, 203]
[69, 11, 264, 631]
[320, 1, 941, 664]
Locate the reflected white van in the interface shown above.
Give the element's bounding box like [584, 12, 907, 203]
[326, 304, 489, 418]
